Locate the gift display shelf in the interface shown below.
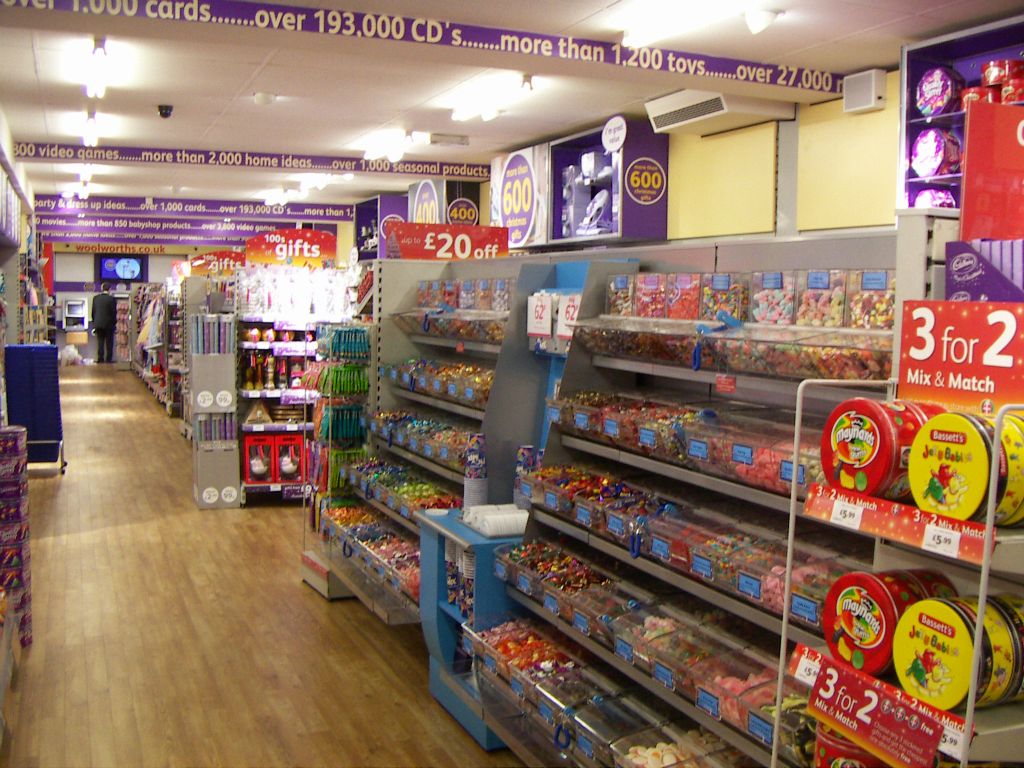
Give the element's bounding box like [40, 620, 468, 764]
[239, 341, 317, 356]
[237, 388, 316, 400]
[504, 589, 773, 766]
[527, 507, 821, 649]
[370, 436, 466, 485]
[240, 422, 313, 434]
[559, 433, 792, 514]
[389, 387, 486, 422]
[408, 334, 502, 356]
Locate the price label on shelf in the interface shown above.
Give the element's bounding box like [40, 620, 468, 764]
[939, 725, 965, 762]
[792, 651, 821, 686]
[527, 293, 553, 338]
[830, 499, 864, 531]
[714, 374, 737, 394]
[555, 293, 581, 340]
[921, 523, 961, 559]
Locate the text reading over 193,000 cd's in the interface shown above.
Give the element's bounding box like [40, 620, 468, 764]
[0, 0, 843, 94]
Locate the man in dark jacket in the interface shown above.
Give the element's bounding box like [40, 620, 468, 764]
[91, 283, 116, 363]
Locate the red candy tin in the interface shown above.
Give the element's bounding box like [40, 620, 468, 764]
[961, 85, 1001, 110]
[1003, 78, 1024, 104]
[824, 570, 928, 675]
[821, 399, 944, 501]
[815, 725, 885, 768]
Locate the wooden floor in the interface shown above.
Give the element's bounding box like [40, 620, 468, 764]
[1, 365, 521, 768]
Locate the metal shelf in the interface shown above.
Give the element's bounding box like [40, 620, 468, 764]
[531, 509, 821, 648]
[591, 355, 875, 401]
[560, 434, 791, 513]
[391, 387, 486, 421]
[408, 334, 502, 355]
[357, 489, 421, 536]
[325, 547, 420, 626]
[966, 700, 1024, 761]
[372, 436, 466, 484]
[506, 588, 773, 767]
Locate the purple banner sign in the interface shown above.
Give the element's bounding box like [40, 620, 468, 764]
[36, 214, 293, 238]
[14, 142, 489, 180]
[1, 2, 843, 94]
[35, 194, 354, 222]
[39, 230, 249, 247]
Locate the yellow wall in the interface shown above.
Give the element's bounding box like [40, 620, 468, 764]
[479, 181, 490, 226]
[667, 122, 777, 240]
[337, 220, 355, 262]
[796, 71, 900, 231]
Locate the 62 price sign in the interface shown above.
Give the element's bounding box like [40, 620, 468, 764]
[900, 300, 1024, 412]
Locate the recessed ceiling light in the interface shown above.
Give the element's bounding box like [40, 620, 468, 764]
[340, 173, 355, 182]
[82, 110, 99, 147]
[254, 92, 277, 106]
[745, 9, 781, 34]
[85, 36, 108, 99]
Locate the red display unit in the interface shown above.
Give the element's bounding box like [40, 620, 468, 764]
[243, 434, 277, 484]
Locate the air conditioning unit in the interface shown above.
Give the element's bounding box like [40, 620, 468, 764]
[644, 89, 795, 135]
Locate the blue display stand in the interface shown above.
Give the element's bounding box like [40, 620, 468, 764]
[416, 510, 521, 750]
[6, 344, 64, 468]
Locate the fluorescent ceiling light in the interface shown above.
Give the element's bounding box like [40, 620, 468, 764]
[253, 92, 276, 106]
[617, 0, 745, 47]
[85, 36, 108, 98]
[745, 9, 781, 34]
[82, 110, 99, 147]
[358, 128, 429, 162]
[441, 71, 539, 123]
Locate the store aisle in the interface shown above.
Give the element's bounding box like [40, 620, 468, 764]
[2, 366, 520, 768]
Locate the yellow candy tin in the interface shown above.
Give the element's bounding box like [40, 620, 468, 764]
[908, 413, 998, 521]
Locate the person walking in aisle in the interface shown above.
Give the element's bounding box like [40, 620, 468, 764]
[91, 283, 116, 364]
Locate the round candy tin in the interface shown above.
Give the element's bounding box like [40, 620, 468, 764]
[960, 85, 1001, 110]
[1002, 77, 1024, 104]
[904, 569, 958, 598]
[824, 570, 927, 675]
[894, 597, 1017, 710]
[911, 128, 962, 178]
[821, 399, 940, 501]
[814, 725, 885, 768]
[909, 413, 995, 521]
[916, 67, 964, 117]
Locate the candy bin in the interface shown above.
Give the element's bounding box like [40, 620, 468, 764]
[665, 274, 701, 320]
[725, 540, 835, 617]
[572, 479, 644, 534]
[508, 643, 581, 709]
[633, 273, 667, 318]
[688, 647, 777, 730]
[493, 541, 561, 589]
[513, 546, 580, 601]
[541, 558, 613, 621]
[611, 723, 727, 768]
[647, 623, 723, 698]
[700, 273, 750, 321]
[610, 605, 690, 673]
[475, 278, 493, 310]
[796, 270, 847, 327]
[570, 695, 655, 768]
[739, 678, 815, 766]
[602, 496, 670, 547]
[686, 526, 770, 585]
[533, 669, 610, 746]
[568, 583, 650, 649]
[750, 271, 796, 325]
[564, 391, 631, 441]
[600, 398, 651, 447]
[608, 275, 636, 316]
[790, 556, 864, 630]
[644, 515, 723, 573]
[847, 270, 896, 329]
[801, 330, 893, 380]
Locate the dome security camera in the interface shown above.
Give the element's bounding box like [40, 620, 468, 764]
[158, 104, 173, 119]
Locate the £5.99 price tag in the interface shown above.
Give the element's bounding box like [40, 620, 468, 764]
[527, 293, 553, 338]
[555, 293, 581, 340]
[921, 523, 961, 559]
[830, 499, 864, 531]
